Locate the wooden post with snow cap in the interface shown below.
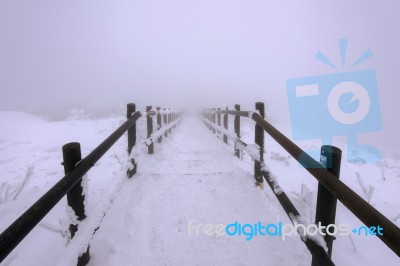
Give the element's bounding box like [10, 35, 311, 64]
[156, 107, 162, 143]
[168, 109, 172, 134]
[212, 109, 216, 134]
[163, 108, 168, 138]
[312, 145, 342, 265]
[146, 106, 154, 154]
[254, 102, 265, 188]
[173, 111, 176, 129]
[127, 103, 136, 154]
[174, 112, 177, 128]
[171, 111, 174, 129]
[234, 104, 241, 158]
[62, 142, 90, 266]
[127, 103, 137, 178]
[223, 106, 228, 145]
[217, 108, 221, 137]
[209, 109, 212, 131]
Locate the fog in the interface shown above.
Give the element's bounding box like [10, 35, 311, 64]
[1, 0, 399, 157]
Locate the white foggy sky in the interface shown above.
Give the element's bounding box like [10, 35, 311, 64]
[0, 0, 399, 156]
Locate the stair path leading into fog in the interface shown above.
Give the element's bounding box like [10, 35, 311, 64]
[88, 117, 307, 265]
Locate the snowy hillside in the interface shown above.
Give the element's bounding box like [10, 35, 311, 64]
[0, 111, 399, 265]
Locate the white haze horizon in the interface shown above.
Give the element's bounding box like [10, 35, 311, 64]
[1, 0, 399, 158]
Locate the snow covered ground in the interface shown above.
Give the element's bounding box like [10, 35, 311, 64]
[0, 110, 399, 265]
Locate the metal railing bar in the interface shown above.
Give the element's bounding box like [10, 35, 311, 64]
[0, 111, 142, 262]
[202, 117, 335, 265]
[202, 117, 251, 154]
[127, 113, 182, 161]
[212, 109, 251, 117]
[143, 116, 182, 147]
[260, 171, 334, 265]
[250, 112, 400, 256]
[141, 110, 157, 117]
[142, 109, 180, 118]
[205, 108, 400, 256]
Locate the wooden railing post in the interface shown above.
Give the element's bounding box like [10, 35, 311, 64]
[127, 103, 136, 154]
[217, 108, 221, 137]
[168, 109, 172, 134]
[163, 108, 168, 138]
[0, 109, 143, 264]
[127, 103, 137, 178]
[146, 106, 154, 154]
[208, 109, 212, 131]
[254, 102, 265, 186]
[212, 109, 216, 134]
[62, 142, 90, 266]
[173, 112, 177, 128]
[223, 106, 228, 145]
[156, 107, 162, 143]
[312, 145, 342, 265]
[171, 112, 174, 129]
[234, 104, 241, 158]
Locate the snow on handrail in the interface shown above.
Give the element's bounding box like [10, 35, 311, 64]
[127, 116, 182, 160]
[0, 111, 142, 263]
[57, 107, 182, 266]
[144, 117, 182, 147]
[201, 117, 334, 265]
[141, 108, 179, 117]
[250, 112, 400, 257]
[0, 104, 182, 264]
[203, 105, 400, 258]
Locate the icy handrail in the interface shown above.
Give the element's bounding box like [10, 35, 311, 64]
[250, 112, 400, 257]
[143, 117, 182, 147]
[201, 117, 260, 160]
[141, 109, 180, 117]
[0, 111, 142, 262]
[201, 117, 334, 265]
[127, 116, 182, 160]
[204, 106, 400, 257]
[206, 109, 251, 117]
[0, 104, 184, 264]
[56, 110, 182, 265]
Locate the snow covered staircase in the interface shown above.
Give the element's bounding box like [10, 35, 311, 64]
[88, 117, 307, 265]
[1, 103, 400, 266]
